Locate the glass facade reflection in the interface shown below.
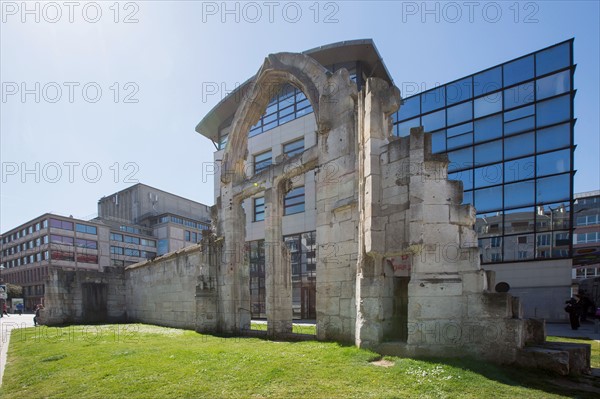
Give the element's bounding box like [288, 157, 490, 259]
[393, 39, 575, 264]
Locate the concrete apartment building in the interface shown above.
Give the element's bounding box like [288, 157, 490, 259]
[573, 190, 600, 280]
[197, 39, 582, 321]
[0, 183, 210, 309]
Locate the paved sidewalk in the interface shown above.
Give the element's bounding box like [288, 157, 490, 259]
[545, 320, 600, 341]
[0, 314, 36, 386]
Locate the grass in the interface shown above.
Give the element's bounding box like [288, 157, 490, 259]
[250, 321, 316, 335]
[1, 324, 598, 399]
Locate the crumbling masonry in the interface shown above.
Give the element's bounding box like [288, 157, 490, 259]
[42, 51, 590, 374]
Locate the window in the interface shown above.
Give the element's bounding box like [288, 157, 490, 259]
[446, 77, 472, 105]
[110, 233, 123, 242]
[50, 235, 74, 246]
[254, 151, 272, 174]
[75, 239, 97, 249]
[577, 232, 600, 244]
[536, 94, 570, 128]
[397, 95, 420, 120]
[124, 248, 140, 257]
[284, 186, 305, 215]
[185, 231, 191, 241]
[124, 235, 140, 245]
[503, 55, 534, 86]
[283, 138, 304, 157]
[78, 254, 98, 264]
[76, 223, 97, 235]
[576, 215, 599, 226]
[254, 197, 265, 222]
[421, 86, 445, 113]
[49, 218, 73, 231]
[110, 246, 124, 255]
[537, 234, 551, 246]
[141, 239, 156, 247]
[491, 237, 502, 247]
[474, 67, 502, 97]
[536, 42, 570, 77]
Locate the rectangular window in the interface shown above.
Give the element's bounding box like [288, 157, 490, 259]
[110, 233, 123, 242]
[254, 151, 272, 174]
[50, 235, 74, 246]
[124, 248, 140, 257]
[185, 231, 191, 241]
[49, 218, 73, 231]
[141, 239, 156, 247]
[76, 223, 97, 235]
[110, 246, 124, 255]
[123, 235, 140, 245]
[254, 197, 265, 222]
[75, 239, 97, 249]
[283, 138, 304, 157]
[284, 186, 305, 215]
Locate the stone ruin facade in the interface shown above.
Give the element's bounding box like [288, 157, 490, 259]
[41, 51, 590, 374]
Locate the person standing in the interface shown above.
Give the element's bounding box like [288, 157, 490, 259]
[2, 302, 9, 317]
[16, 302, 23, 316]
[565, 295, 582, 330]
[33, 304, 42, 326]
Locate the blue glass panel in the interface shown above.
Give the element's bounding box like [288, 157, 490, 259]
[474, 114, 502, 143]
[398, 96, 420, 121]
[421, 87, 445, 113]
[504, 105, 534, 122]
[503, 55, 534, 87]
[463, 190, 473, 206]
[421, 110, 445, 132]
[446, 77, 472, 105]
[536, 123, 570, 152]
[447, 101, 473, 126]
[474, 140, 502, 165]
[504, 132, 534, 160]
[536, 149, 570, 177]
[504, 156, 535, 183]
[504, 116, 534, 136]
[474, 163, 503, 188]
[396, 117, 420, 137]
[449, 171, 473, 190]
[536, 42, 570, 76]
[536, 94, 570, 128]
[536, 173, 570, 203]
[536, 70, 570, 100]
[504, 82, 534, 110]
[447, 122, 473, 138]
[447, 133, 473, 150]
[474, 186, 503, 212]
[447, 147, 473, 172]
[431, 131, 446, 153]
[474, 67, 502, 97]
[474, 93, 502, 118]
[504, 180, 535, 208]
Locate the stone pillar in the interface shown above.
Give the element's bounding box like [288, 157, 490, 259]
[218, 182, 250, 333]
[265, 184, 292, 335]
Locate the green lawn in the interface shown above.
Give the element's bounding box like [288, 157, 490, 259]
[1, 324, 598, 399]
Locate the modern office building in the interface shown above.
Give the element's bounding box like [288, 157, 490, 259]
[572, 190, 600, 280]
[197, 39, 582, 320]
[0, 183, 210, 309]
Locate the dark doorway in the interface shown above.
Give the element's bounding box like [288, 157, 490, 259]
[82, 283, 108, 323]
[391, 277, 410, 341]
[301, 284, 316, 319]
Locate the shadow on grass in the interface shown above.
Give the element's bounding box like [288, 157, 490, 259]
[412, 356, 600, 399]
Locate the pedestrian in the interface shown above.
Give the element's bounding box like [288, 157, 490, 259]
[33, 304, 42, 326]
[2, 303, 9, 317]
[16, 302, 23, 316]
[565, 295, 582, 330]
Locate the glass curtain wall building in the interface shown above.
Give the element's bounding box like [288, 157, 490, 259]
[392, 39, 575, 265]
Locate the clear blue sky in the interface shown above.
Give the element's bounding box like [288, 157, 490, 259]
[1, 1, 599, 232]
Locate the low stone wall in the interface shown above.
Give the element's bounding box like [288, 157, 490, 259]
[124, 245, 205, 330]
[42, 267, 126, 325]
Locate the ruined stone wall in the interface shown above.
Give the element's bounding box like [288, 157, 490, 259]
[125, 244, 211, 330]
[42, 267, 126, 325]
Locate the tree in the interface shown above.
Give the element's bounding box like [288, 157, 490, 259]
[7, 283, 22, 299]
